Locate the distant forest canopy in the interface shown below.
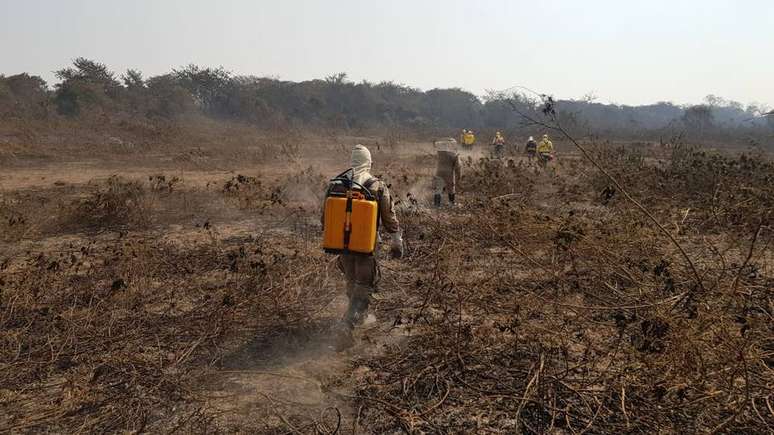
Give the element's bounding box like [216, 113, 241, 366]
[1, 58, 772, 145]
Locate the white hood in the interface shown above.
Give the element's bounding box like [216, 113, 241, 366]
[350, 144, 373, 185]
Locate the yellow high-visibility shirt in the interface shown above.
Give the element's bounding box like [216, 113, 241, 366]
[537, 139, 553, 153]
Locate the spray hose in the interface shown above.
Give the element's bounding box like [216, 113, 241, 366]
[327, 168, 376, 200]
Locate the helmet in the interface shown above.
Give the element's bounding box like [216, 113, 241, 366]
[543, 134, 549, 139]
[528, 136, 534, 141]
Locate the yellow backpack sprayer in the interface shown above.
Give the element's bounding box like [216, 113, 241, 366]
[322, 169, 379, 255]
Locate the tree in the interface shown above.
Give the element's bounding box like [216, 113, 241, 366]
[0, 73, 49, 118]
[144, 74, 197, 118]
[55, 58, 121, 94]
[704, 94, 725, 107]
[682, 105, 714, 136]
[324, 72, 348, 86]
[120, 69, 148, 114]
[172, 64, 231, 114]
[122, 69, 145, 90]
[422, 88, 482, 129]
[53, 58, 121, 115]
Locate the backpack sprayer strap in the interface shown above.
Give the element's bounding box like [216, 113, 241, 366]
[342, 190, 353, 253]
[363, 177, 382, 229]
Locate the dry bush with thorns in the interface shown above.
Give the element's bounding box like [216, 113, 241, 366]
[63, 175, 152, 230]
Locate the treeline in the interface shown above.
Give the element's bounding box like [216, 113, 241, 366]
[1, 58, 772, 144]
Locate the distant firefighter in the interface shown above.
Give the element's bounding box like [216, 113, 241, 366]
[525, 136, 537, 161]
[433, 138, 463, 207]
[461, 129, 476, 150]
[537, 134, 554, 168]
[321, 144, 403, 349]
[492, 131, 506, 159]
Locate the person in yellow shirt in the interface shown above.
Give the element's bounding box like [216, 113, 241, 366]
[537, 134, 554, 168]
[462, 129, 476, 150]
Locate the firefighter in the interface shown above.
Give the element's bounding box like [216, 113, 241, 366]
[322, 145, 402, 348]
[462, 129, 476, 150]
[525, 136, 537, 162]
[537, 134, 554, 168]
[492, 131, 506, 159]
[433, 138, 463, 207]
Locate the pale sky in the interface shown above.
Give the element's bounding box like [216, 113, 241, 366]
[1, 0, 772, 107]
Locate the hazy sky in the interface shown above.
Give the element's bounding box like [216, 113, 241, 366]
[1, 0, 772, 107]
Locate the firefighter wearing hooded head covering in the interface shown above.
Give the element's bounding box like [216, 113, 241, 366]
[322, 145, 402, 345]
[433, 138, 463, 207]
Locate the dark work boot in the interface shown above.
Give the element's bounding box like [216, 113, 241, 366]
[448, 193, 455, 205]
[334, 295, 369, 351]
[433, 193, 442, 207]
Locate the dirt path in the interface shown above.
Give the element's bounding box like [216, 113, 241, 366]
[201, 268, 413, 432]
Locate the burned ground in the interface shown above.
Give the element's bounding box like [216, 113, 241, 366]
[1, 137, 772, 433]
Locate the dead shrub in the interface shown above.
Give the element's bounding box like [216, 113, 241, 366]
[222, 174, 282, 211]
[148, 174, 181, 193]
[222, 167, 327, 212]
[0, 197, 29, 242]
[64, 175, 151, 230]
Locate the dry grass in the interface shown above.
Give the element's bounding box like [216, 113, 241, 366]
[1, 140, 772, 433]
[0, 202, 337, 433]
[352, 146, 774, 434]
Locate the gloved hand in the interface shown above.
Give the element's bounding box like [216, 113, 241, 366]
[390, 232, 404, 259]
